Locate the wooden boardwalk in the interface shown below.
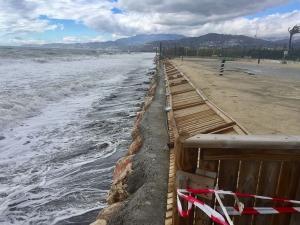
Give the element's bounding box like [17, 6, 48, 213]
[163, 60, 300, 225]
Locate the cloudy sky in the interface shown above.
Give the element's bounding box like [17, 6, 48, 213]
[0, 0, 299, 45]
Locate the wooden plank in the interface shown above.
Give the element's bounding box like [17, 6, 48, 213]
[176, 112, 218, 125]
[170, 83, 193, 90]
[172, 88, 195, 95]
[183, 134, 300, 150]
[201, 122, 236, 134]
[173, 97, 204, 105]
[172, 93, 200, 100]
[173, 101, 205, 111]
[166, 148, 175, 225]
[177, 114, 223, 128]
[178, 117, 225, 132]
[211, 126, 237, 134]
[173, 100, 202, 107]
[235, 160, 261, 225]
[169, 80, 188, 86]
[175, 137, 198, 173]
[199, 148, 300, 161]
[179, 122, 227, 139]
[252, 161, 281, 225]
[179, 120, 226, 136]
[232, 125, 248, 135]
[218, 160, 240, 206]
[176, 171, 215, 225]
[290, 178, 300, 225]
[167, 72, 179, 76]
[175, 68, 208, 101]
[196, 154, 218, 225]
[176, 170, 215, 200]
[174, 104, 211, 118]
[174, 137, 199, 225]
[169, 75, 182, 80]
[165, 218, 172, 225]
[169, 77, 186, 82]
[175, 109, 216, 123]
[173, 100, 203, 107]
[166, 70, 179, 74]
[173, 96, 203, 103]
[173, 98, 204, 107]
[195, 168, 217, 179]
[171, 91, 199, 98]
[271, 162, 300, 225]
[170, 85, 195, 95]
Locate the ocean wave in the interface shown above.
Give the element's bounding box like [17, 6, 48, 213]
[0, 50, 155, 225]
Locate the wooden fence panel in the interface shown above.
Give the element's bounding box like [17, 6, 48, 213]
[174, 137, 198, 225]
[235, 160, 261, 225]
[164, 61, 300, 225]
[271, 162, 300, 225]
[253, 161, 282, 225]
[194, 157, 218, 225]
[290, 178, 300, 225]
[218, 160, 240, 206]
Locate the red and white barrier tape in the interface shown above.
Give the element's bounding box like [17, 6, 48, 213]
[177, 190, 228, 225]
[177, 188, 300, 225]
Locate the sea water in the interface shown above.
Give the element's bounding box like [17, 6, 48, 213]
[0, 47, 155, 225]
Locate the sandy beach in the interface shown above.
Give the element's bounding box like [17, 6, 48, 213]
[172, 58, 300, 134]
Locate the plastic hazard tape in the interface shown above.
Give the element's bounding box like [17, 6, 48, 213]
[177, 189, 228, 225]
[177, 188, 300, 225]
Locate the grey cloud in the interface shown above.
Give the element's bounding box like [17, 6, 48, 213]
[119, 0, 286, 15]
[0, 0, 298, 44]
[0, 0, 37, 17]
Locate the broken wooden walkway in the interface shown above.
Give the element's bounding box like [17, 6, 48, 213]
[163, 60, 300, 225]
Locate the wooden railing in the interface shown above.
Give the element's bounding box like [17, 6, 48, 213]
[174, 134, 300, 225]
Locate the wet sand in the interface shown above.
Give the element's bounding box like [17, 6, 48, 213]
[172, 58, 300, 134]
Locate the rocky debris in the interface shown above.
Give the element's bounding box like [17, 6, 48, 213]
[107, 180, 129, 204]
[90, 220, 107, 225]
[106, 155, 133, 204]
[92, 203, 123, 225]
[131, 123, 140, 140]
[113, 155, 134, 182]
[126, 135, 143, 156]
[147, 83, 157, 97]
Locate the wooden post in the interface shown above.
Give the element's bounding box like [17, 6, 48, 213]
[160, 42, 162, 59]
[175, 137, 198, 173]
[173, 136, 198, 225]
[219, 59, 226, 76]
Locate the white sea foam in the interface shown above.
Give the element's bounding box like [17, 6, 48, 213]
[0, 48, 155, 225]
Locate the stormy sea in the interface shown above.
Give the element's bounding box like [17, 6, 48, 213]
[0, 47, 155, 225]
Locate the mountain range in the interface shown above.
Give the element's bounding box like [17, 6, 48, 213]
[27, 33, 300, 51]
[36, 34, 185, 50]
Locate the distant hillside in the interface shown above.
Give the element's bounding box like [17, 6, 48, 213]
[275, 38, 300, 49]
[35, 34, 185, 50]
[151, 33, 285, 49]
[25, 33, 300, 51]
[114, 34, 185, 46]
